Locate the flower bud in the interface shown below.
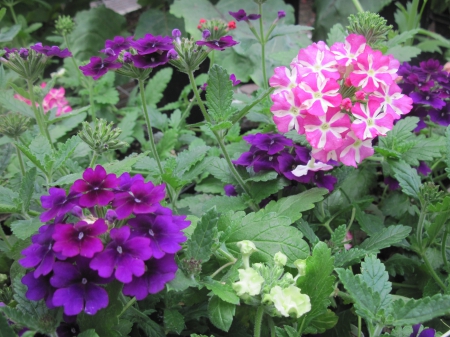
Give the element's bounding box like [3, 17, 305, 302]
[70, 206, 84, 219]
[0, 113, 31, 138]
[265, 285, 311, 318]
[294, 259, 307, 278]
[237, 240, 257, 255]
[55, 15, 75, 36]
[172, 29, 181, 38]
[168, 49, 178, 60]
[274, 251, 287, 267]
[232, 268, 264, 297]
[123, 52, 133, 63]
[105, 209, 117, 223]
[202, 29, 211, 39]
[277, 11, 286, 19]
[19, 48, 29, 60]
[78, 119, 128, 154]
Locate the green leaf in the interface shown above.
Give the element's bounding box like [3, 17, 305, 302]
[167, 269, 198, 292]
[355, 206, 385, 236]
[379, 117, 418, 152]
[145, 68, 174, 107]
[330, 224, 348, 250]
[389, 160, 421, 199]
[164, 309, 185, 335]
[263, 188, 327, 223]
[360, 255, 392, 309]
[156, 128, 178, 157]
[93, 87, 119, 105]
[385, 254, 419, 277]
[0, 311, 16, 337]
[68, 6, 126, 61]
[402, 135, 445, 166]
[128, 306, 165, 337]
[19, 167, 36, 213]
[296, 242, 335, 333]
[209, 121, 233, 131]
[185, 207, 219, 263]
[53, 136, 81, 171]
[359, 225, 411, 252]
[250, 178, 289, 203]
[0, 90, 34, 118]
[224, 211, 309, 265]
[174, 145, 210, 177]
[0, 306, 40, 331]
[0, 24, 21, 42]
[427, 196, 450, 243]
[15, 142, 47, 174]
[135, 8, 185, 38]
[386, 45, 421, 62]
[10, 218, 42, 240]
[306, 310, 338, 334]
[334, 248, 369, 268]
[0, 8, 6, 22]
[104, 153, 147, 175]
[208, 296, 235, 332]
[78, 330, 100, 337]
[207, 158, 237, 185]
[202, 277, 240, 305]
[326, 23, 346, 45]
[206, 65, 235, 122]
[0, 186, 21, 213]
[391, 294, 450, 325]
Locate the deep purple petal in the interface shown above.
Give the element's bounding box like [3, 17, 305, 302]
[84, 283, 109, 315]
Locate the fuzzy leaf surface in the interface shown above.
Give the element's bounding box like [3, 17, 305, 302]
[391, 294, 450, 325]
[389, 160, 421, 199]
[359, 225, 411, 253]
[207, 296, 235, 332]
[206, 65, 235, 122]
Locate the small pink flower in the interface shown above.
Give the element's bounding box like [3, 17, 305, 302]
[269, 66, 301, 93]
[331, 34, 367, 67]
[337, 131, 374, 167]
[303, 107, 351, 151]
[341, 98, 352, 111]
[351, 100, 394, 140]
[270, 88, 306, 133]
[370, 83, 413, 119]
[311, 148, 338, 163]
[355, 90, 366, 100]
[296, 74, 342, 116]
[291, 41, 340, 81]
[343, 231, 353, 250]
[291, 158, 333, 177]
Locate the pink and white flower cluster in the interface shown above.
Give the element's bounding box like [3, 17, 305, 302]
[269, 34, 413, 169]
[15, 82, 72, 117]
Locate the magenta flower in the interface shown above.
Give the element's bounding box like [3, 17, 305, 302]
[31, 43, 72, 58]
[115, 172, 145, 192]
[230, 74, 241, 86]
[224, 184, 238, 196]
[130, 34, 173, 55]
[40, 187, 80, 222]
[112, 180, 166, 219]
[130, 51, 169, 69]
[196, 36, 239, 51]
[72, 165, 118, 207]
[101, 36, 133, 54]
[410, 324, 435, 337]
[51, 259, 110, 316]
[270, 88, 306, 133]
[229, 9, 261, 22]
[297, 74, 342, 116]
[52, 219, 108, 258]
[278, 11, 286, 19]
[122, 253, 178, 300]
[371, 83, 413, 119]
[351, 100, 394, 140]
[89, 226, 152, 283]
[22, 272, 55, 309]
[128, 207, 189, 259]
[243, 133, 293, 155]
[408, 90, 446, 109]
[269, 66, 301, 93]
[330, 34, 367, 67]
[3, 47, 18, 59]
[79, 56, 122, 80]
[337, 131, 374, 167]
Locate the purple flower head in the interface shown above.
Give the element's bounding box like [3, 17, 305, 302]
[40, 187, 80, 222]
[419, 59, 442, 74]
[31, 43, 71, 58]
[19, 224, 63, 277]
[200, 82, 208, 91]
[416, 161, 431, 176]
[102, 47, 116, 58]
[70, 205, 84, 219]
[229, 9, 261, 22]
[224, 184, 238, 196]
[131, 51, 169, 69]
[410, 324, 435, 337]
[3, 47, 18, 60]
[19, 48, 28, 59]
[52, 219, 108, 258]
[56, 321, 80, 337]
[429, 102, 450, 126]
[384, 176, 400, 190]
[196, 35, 239, 51]
[168, 49, 179, 60]
[202, 29, 211, 39]
[408, 90, 446, 109]
[244, 133, 293, 155]
[230, 73, 241, 86]
[233, 151, 256, 167]
[102, 36, 133, 54]
[89, 226, 152, 283]
[115, 172, 145, 193]
[112, 180, 166, 219]
[105, 209, 118, 223]
[128, 207, 189, 259]
[79, 56, 122, 80]
[51, 258, 110, 316]
[130, 34, 173, 55]
[278, 10, 286, 19]
[277, 152, 311, 182]
[72, 165, 119, 207]
[311, 171, 337, 192]
[122, 253, 178, 300]
[172, 29, 181, 38]
[22, 272, 55, 309]
[123, 51, 133, 63]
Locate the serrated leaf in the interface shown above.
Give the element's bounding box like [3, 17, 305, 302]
[427, 196, 450, 243]
[186, 207, 219, 263]
[334, 248, 368, 268]
[135, 8, 185, 37]
[164, 309, 185, 334]
[360, 255, 392, 309]
[14, 142, 47, 174]
[209, 121, 233, 131]
[380, 117, 418, 150]
[326, 23, 346, 45]
[0, 24, 21, 42]
[0, 306, 40, 331]
[145, 68, 174, 107]
[94, 87, 119, 105]
[53, 136, 81, 171]
[389, 160, 421, 199]
[0, 90, 34, 118]
[296, 242, 335, 333]
[28, 135, 54, 171]
[202, 277, 240, 305]
[104, 153, 146, 175]
[306, 309, 338, 334]
[391, 294, 450, 325]
[250, 178, 289, 203]
[206, 65, 235, 122]
[385, 254, 419, 277]
[386, 45, 421, 62]
[402, 135, 445, 166]
[0, 186, 20, 213]
[245, 170, 278, 182]
[207, 158, 237, 185]
[174, 145, 210, 177]
[208, 296, 235, 332]
[128, 306, 165, 337]
[78, 330, 100, 337]
[355, 206, 385, 236]
[167, 269, 198, 292]
[359, 225, 411, 252]
[19, 167, 36, 213]
[0, 310, 16, 337]
[10, 218, 42, 240]
[225, 211, 309, 265]
[156, 128, 178, 157]
[330, 224, 347, 250]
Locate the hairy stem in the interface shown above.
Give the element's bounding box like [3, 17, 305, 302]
[27, 79, 53, 148]
[258, 3, 268, 89]
[253, 306, 264, 337]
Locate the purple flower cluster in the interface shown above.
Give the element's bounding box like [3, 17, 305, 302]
[79, 34, 175, 79]
[398, 59, 450, 129]
[19, 165, 189, 317]
[410, 324, 435, 337]
[2, 43, 71, 60]
[232, 133, 337, 192]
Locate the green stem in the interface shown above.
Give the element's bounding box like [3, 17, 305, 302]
[187, 71, 212, 124]
[268, 316, 276, 337]
[88, 79, 96, 122]
[416, 205, 427, 248]
[433, 172, 448, 182]
[297, 316, 306, 337]
[351, 0, 365, 13]
[422, 252, 446, 290]
[442, 230, 449, 270]
[89, 152, 98, 168]
[27, 79, 53, 147]
[210, 261, 236, 278]
[253, 306, 264, 337]
[215, 247, 237, 263]
[0, 225, 12, 249]
[230, 87, 275, 124]
[181, 97, 196, 124]
[138, 78, 173, 203]
[6, 3, 18, 24]
[258, 3, 268, 89]
[346, 207, 356, 232]
[14, 138, 26, 176]
[370, 323, 384, 337]
[357, 316, 362, 337]
[118, 297, 137, 318]
[391, 282, 419, 289]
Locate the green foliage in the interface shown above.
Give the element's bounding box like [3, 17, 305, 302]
[446, 125, 450, 178]
[135, 8, 185, 38]
[389, 160, 422, 200]
[207, 296, 235, 332]
[10, 218, 41, 240]
[164, 309, 185, 335]
[206, 65, 236, 123]
[78, 330, 100, 337]
[359, 225, 411, 252]
[127, 306, 165, 337]
[297, 242, 336, 334]
[202, 277, 240, 305]
[145, 68, 174, 108]
[390, 294, 450, 325]
[0, 310, 17, 337]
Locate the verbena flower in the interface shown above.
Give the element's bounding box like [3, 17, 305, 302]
[229, 9, 261, 22]
[196, 35, 239, 51]
[101, 36, 133, 55]
[410, 324, 435, 337]
[224, 184, 238, 196]
[30, 43, 72, 58]
[79, 56, 122, 80]
[265, 285, 311, 318]
[40, 187, 79, 222]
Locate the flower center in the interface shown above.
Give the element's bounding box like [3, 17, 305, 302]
[148, 229, 155, 236]
[81, 278, 87, 285]
[321, 123, 330, 131]
[93, 187, 100, 191]
[426, 95, 430, 101]
[71, 328, 77, 334]
[354, 139, 362, 147]
[215, 41, 220, 47]
[117, 246, 123, 254]
[78, 232, 84, 240]
[134, 198, 141, 203]
[367, 118, 374, 126]
[313, 92, 322, 99]
[290, 107, 299, 115]
[368, 69, 375, 76]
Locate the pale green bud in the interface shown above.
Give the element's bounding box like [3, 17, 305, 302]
[267, 285, 311, 318]
[237, 240, 257, 255]
[273, 251, 287, 267]
[232, 268, 264, 297]
[294, 259, 307, 278]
